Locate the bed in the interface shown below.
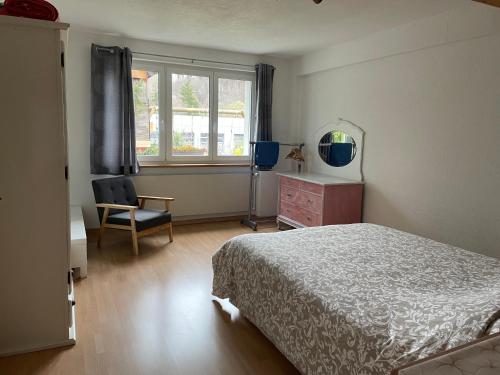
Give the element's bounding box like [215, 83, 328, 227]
[211, 224, 500, 375]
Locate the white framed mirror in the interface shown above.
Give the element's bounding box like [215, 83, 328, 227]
[318, 130, 357, 167]
[314, 118, 364, 181]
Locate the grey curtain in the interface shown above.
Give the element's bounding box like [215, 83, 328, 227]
[255, 63, 275, 142]
[90, 44, 139, 175]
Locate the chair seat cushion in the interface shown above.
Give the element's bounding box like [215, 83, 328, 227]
[107, 209, 172, 232]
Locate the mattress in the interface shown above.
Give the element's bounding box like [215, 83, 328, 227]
[211, 224, 500, 375]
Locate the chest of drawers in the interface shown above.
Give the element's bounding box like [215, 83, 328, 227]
[277, 172, 363, 229]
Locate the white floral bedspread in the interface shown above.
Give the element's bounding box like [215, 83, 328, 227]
[211, 224, 500, 375]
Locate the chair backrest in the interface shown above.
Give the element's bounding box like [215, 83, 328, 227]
[92, 176, 139, 222]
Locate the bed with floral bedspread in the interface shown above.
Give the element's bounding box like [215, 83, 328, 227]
[212, 224, 500, 375]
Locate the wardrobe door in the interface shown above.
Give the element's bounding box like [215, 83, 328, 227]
[0, 18, 70, 354]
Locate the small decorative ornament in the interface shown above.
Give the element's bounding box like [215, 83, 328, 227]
[285, 148, 305, 162]
[285, 147, 305, 173]
[0, 0, 59, 22]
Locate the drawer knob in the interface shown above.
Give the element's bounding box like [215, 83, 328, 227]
[287, 193, 292, 197]
[307, 199, 312, 203]
[306, 217, 311, 221]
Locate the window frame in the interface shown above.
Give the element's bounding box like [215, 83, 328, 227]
[213, 71, 255, 162]
[167, 66, 212, 162]
[133, 61, 255, 164]
[132, 62, 166, 162]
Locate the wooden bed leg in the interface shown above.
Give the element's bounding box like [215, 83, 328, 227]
[168, 223, 173, 243]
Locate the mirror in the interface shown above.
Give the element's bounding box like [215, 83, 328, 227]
[318, 130, 357, 167]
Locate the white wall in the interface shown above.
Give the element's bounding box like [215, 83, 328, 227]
[66, 30, 293, 228]
[293, 3, 500, 258]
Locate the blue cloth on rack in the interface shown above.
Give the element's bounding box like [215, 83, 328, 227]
[255, 141, 279, 170]
[328, 143, 353, 167]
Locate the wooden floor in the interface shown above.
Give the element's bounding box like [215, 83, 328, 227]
[0, 221, 300, 375]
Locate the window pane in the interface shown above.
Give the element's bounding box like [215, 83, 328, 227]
[132, 69, 160, 156]
[171, 73, 209, 157]
[217, 78, 252, 157]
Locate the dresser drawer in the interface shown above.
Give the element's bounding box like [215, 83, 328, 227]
[281, 185, 300, 204]
[298, 191, 323, 213]
[300, 210, 321, 227]
[300, 180, 324, 195]
[280, 176, 301, 189]
[279, 201, 302, 223]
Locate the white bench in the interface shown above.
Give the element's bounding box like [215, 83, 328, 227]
[70, 206, 87, 278]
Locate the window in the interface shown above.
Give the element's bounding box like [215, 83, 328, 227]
[132, 63, 254, 163]
[200, 132, 209, 150]
[216, 77, 252, 157]
[171, 72, 210, 158]
[233, 134, 244, 151]
[217, 134, 225, 155]
[132, 69, 160, 157]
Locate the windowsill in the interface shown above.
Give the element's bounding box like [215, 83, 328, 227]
[139, 162, 251, 168]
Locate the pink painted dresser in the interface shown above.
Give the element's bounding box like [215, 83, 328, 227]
[276, 172, 363, 229]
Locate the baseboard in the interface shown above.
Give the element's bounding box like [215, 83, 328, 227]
[173, 211, 248, 224]
[86, 212, 253, 233]
[85, 213, 277, 235]
[173, 214, 247, 226]
[0, 338, 75, 357]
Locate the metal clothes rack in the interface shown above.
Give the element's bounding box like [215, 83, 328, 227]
[241, 141, 305, 231]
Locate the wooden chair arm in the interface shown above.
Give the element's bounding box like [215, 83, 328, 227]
[137, 195, 175, 201]
[97, 203, 138, 238]
[137, 196, 174, 210]
[96, 203, 138, 210]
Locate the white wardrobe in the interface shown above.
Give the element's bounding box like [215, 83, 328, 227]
[0, 16, 75, 355]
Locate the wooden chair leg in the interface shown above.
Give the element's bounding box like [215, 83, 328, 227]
[131, 229, 139, 255]
[168, 223, 173, 242]
[97, 224, 105, 248]
[130, 210, 139, 255]
[97, 207, 110, 248]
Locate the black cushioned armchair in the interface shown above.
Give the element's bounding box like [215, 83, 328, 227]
[92, 176, 174, 255]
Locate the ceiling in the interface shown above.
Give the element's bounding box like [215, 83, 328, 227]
[51, 0, 472, 57]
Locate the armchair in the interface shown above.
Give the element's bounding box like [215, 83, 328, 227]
[92, 176, 174, 255]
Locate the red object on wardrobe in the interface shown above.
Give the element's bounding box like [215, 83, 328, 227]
[0, 0, 59, 22]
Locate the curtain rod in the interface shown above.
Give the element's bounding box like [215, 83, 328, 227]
[131, 51, 255, 68]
